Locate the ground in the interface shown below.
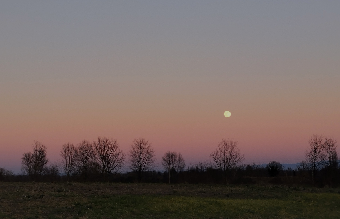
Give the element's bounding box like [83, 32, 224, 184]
[0, 182, 339, 218]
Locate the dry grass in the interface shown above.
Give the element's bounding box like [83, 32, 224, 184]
[0, 182, 339, 218]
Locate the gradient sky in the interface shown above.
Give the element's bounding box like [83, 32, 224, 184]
[1, 1, 340, 173]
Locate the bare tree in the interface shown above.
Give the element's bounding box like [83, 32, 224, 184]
[176, 153, 186, 172]
[306, 135, 338, 182]
[162, 151, 186, 183]
[323, 137, 338, 168]
[129, 138, 155, 182]
[191, 161, 211, 172]
[22, 153, 34, 175]
[93, 137, 125, 175]
[21, 141, 48, 179]
[211, 139, 244, 181]
[75, 140, 99, 178]
[60, 143, 77, 178]
[162, 151, 177, 184]
[306, 135, 325, 181]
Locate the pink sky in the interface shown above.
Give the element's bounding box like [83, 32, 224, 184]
[1, 1, 340, 173]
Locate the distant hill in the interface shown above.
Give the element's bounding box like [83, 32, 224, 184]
[281, 163, 299, 170]
[258, 163, 299, 170]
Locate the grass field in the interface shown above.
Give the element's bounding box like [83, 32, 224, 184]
[0, 182, 339, 218]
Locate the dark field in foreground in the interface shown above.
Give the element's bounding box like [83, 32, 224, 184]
[0, 182, 339, 219]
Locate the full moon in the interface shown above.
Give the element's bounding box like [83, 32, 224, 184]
[224, 111, 231, 117]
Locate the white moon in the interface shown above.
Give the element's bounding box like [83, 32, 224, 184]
[224, 111, 231, 117]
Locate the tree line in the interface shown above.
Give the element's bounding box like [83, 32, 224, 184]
[0, 135, 339, 187]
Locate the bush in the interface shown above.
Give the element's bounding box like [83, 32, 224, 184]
[266, 161, 283, 177]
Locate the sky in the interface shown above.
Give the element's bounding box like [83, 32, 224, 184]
[1, 1, 340, 173]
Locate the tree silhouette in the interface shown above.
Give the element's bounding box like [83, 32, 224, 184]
[266, 161, 283, 177]
[162, 151, 177, 184]
[60, 143, 77, 178]
[0, 167, 14, 181]
[305, 135, 338, 183]
[176, 153, 186, 172]
[93, 137, 125, 175]
[21, 141, 48, 179]
[306, 135, 325, 182]
[75, 140, 99, 179]
[323, 137, 338, 169]
[43, 163, 60, 181]
[129, 138, 155, 182]
[211, 139, 244, 181]
[161, 151, 184, 183]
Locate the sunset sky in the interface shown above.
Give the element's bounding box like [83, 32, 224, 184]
[1, 1, 340, 173]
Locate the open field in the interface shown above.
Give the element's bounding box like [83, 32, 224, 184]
[0, 182, 340, 219]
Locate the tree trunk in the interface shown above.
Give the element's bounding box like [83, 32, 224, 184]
[138, 168, 142, 183]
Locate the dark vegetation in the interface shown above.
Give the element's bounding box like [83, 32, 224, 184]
[0, 135, 339, 187]
[0, 182, 339, 218]
[0, 135, 339, 218]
